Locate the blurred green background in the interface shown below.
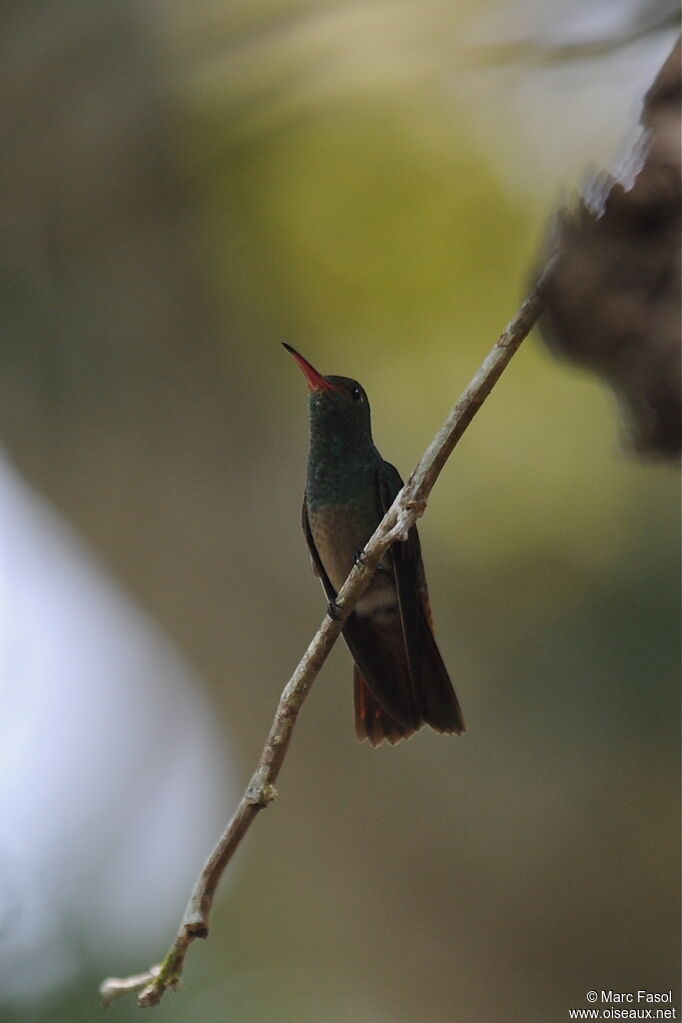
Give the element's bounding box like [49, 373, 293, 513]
[1, 2, 679, 1022]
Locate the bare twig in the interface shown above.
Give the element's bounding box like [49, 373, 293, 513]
[99, 255, 556, 1008]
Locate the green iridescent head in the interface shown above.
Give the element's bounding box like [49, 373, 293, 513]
[283, 345, 373, 446]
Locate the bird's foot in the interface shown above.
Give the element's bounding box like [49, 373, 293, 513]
[353, 548, 369, 567]
[326, 599, 343, 621]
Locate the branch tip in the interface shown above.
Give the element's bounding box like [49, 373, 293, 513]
[100, 965, 161, 1008]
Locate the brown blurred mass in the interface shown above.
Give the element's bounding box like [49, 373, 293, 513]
[538, 38, 681, 458]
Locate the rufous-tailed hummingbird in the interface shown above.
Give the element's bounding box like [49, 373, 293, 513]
[284, 343, 464, 746]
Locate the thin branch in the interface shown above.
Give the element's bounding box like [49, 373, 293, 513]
[99, 254, 556, 1009]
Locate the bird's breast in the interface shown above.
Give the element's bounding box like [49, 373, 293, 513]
[308, 501, 399, 621]
[308, 502, 370, 591]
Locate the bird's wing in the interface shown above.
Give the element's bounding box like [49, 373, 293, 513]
[376, 460, 425, 686]
[378, 462, 465, 736]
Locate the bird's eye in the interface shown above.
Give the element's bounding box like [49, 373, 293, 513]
[350, 386, 363, 402]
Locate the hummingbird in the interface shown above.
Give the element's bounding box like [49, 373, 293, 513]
[284, 343, 465, 746]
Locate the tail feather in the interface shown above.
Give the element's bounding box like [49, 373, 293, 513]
[417, 605, 465, 736]
[351, 606, 464, 745]
[353, 668, 418, 746]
